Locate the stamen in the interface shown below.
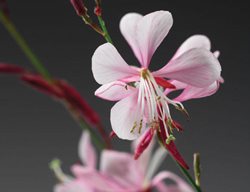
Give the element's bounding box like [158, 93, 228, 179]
[130, 121, 137, 133]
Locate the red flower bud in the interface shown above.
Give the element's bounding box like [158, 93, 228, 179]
[56, 80, 100, 126]
[21, 73, 64, 98]
[70, 0, 86, 16]
[158, 119, 189, 169]
[134, 129, 154, 160]
[0, 63, 25, 74]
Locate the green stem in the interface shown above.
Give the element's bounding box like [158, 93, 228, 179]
[0, 11, 52, 80]
[175, 160, 202, 192]
[97, 16, 113, 44]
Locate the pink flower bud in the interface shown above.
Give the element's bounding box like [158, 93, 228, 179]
[70, 0, 86, 16]
[21, 73, 64, 98]
[134, 129, 154, 160]
[0, 63, 25, 74]
[56, 80, 100, 126]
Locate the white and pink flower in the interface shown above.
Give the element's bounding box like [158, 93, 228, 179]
[52, 131, 194, 192]
[92, 10, 222, 144]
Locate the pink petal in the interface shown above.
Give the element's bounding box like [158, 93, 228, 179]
[92, 43, 138, 84]
[154, 48, 221, 87]
[120, 11, 173, 67]
[110, 90, 146, 140]
[152, 171, 194, 192]
[95, 81, 136, 101]
[78, 131, 96, 168]
[100, 150, 143, 188]
[72, 165, 129, 192]
[173, 35, 211, 60]
[174, 81, 220, 102]
[54, 180, 93, 192]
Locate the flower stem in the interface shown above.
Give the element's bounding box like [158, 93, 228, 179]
[0, 11, 52, 80]
[97, 15, 113, 44]
[174, 159, 202, 192]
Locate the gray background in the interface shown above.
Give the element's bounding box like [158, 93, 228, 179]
[0, 0, 249, 191]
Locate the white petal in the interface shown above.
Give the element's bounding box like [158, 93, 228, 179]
[120, 11, 173, 67]
[110, 90, 145, 140]
[92, 43, 138, 84]
[154, 48, 221, 87]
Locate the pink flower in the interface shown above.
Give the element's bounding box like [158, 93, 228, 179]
[92, 11, 221, 142]
[52, 131, 194, 192]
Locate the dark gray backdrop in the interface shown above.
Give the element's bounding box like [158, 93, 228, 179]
[0, 0, 249, 191]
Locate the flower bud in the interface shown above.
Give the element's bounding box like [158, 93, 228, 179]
[134, 129, 154, 160]
[0, 63, 25, 74]
[56, 80, 100, 126]
[21, 73, 64, 98]
[70, 0, 87, 16]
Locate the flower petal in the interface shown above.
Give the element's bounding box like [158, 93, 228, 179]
[120, 11, 173, 67]
[78, 131, 96, 168]
[95, 81, 136, 101]
[100, 150, 143, 188]
[154, 48, 221, 87]
[152, 171, 194, 192]
[92, 43, 138, 84]
[54, 180, 93, 192]
[110, 90, 146, 140]
[173, 35, 211, 59]
[72, 164, 131, 191]
[174, 81, 220, 102]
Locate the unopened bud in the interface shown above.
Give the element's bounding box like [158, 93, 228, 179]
[70, 0, 87, 16]
[0, 63, 25, 74]
[21, 73, 64, 98]
[134, 129, 154, 160]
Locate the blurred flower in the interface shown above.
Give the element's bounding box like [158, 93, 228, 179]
[52, 131, 194, 192]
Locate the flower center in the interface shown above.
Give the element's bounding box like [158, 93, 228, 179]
[130, 69, 186, 140]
